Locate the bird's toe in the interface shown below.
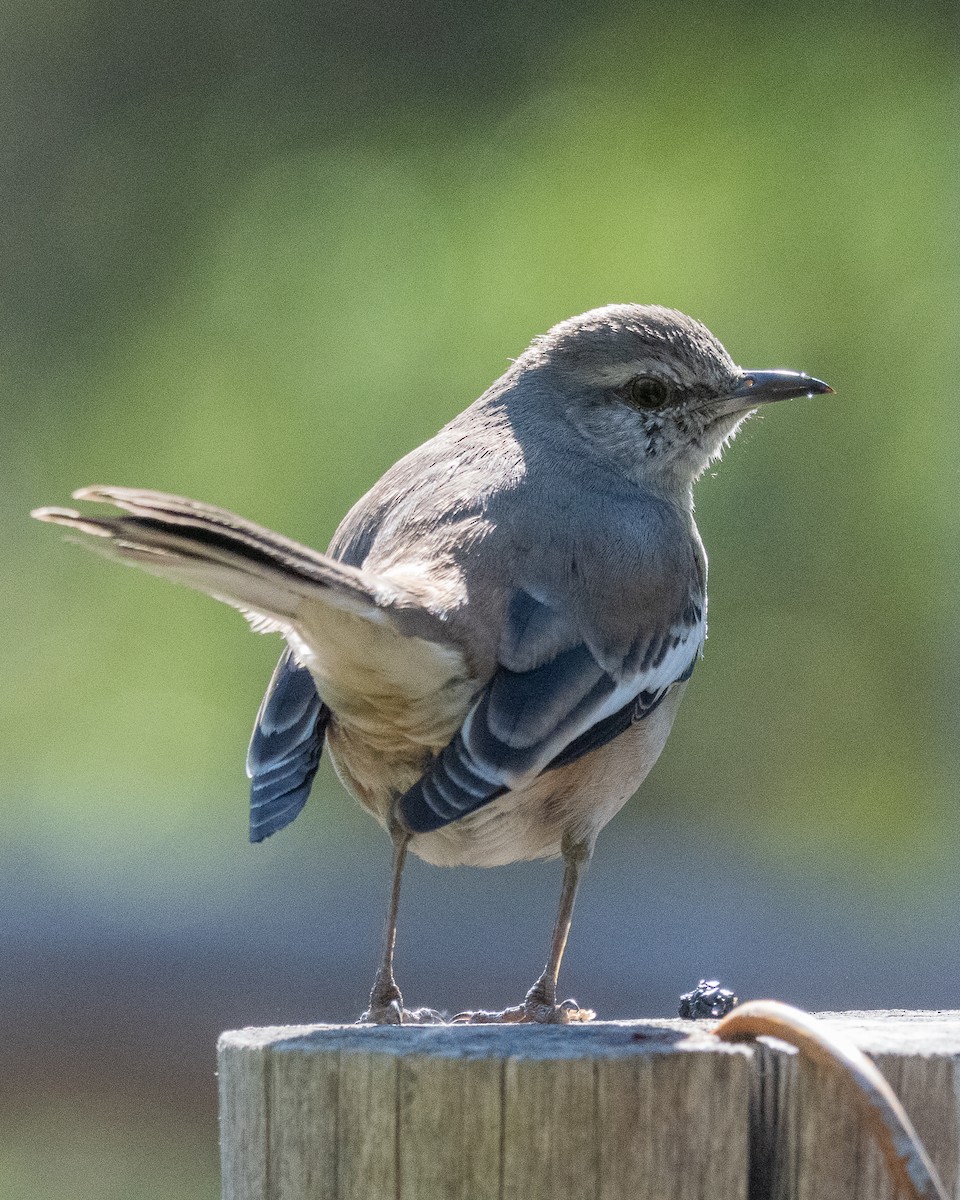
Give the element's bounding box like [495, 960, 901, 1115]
[450, 995, 595, 1025]
[403, 1007, 446, 1024]
[358, 1001, 446, 1025]
[524, 994, 595, 1024]
[358, 997, 405, 1025]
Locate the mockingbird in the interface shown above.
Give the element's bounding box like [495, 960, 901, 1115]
[34, 304, 831, 1023]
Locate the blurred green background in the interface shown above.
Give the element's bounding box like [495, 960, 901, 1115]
[4, 1, 957, 1196]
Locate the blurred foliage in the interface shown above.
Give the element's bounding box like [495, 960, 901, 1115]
[6, 0, 956, 891]
[0, 1102, 218, 1200]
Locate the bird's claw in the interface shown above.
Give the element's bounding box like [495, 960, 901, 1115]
[358, 1001, 445, 1025]
[403, 1006, 446, 1024]
[358, 981, 445, 1025]
[449, 1005, 524, 1025]
[450, 988, 595, 1025]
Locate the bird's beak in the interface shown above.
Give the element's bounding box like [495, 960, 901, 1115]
[728, 370, 833, 409]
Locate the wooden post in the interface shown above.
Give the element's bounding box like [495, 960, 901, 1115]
[218, 1012, 960, 1200]
[750, 1011, 960, 1199]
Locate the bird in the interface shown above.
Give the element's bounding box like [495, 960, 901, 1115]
[32, 304, 831, 1024]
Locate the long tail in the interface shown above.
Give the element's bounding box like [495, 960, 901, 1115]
[33, 487, 468, 711]
[33, 486, 417, 629]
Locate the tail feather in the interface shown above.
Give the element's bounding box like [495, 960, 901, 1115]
[33, 485, 472, 761]
[34, 486, 394, 625]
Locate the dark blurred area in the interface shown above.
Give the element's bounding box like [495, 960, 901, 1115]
[4, 1, 958, 1196]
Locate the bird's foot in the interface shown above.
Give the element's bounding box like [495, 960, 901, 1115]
[451, 981, 595, 1025]
[358, 1000, 445, 1025]
[358, 981, 445, 1025]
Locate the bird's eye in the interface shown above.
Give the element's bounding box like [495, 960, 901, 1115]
[626, 377, 670, 410]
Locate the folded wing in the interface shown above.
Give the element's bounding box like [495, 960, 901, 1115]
[246, 649, 329, 842]
[399, 582, 704, 833]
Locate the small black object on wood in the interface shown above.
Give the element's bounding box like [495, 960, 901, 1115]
[679, 978, 739, 1019]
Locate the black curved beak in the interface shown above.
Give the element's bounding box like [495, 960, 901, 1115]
[732, 370, 833, 405]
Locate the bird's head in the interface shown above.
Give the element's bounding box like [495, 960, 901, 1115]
[518, 304, 832, 491]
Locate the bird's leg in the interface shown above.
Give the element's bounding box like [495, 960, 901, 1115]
[523, 835, 595, 1021]
[361, 824, 407, 1022]
[454, 834, 596, 1024]
[359, 817, 443, 1025]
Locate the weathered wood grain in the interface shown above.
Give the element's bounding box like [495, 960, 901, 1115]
[595, 1042, 749, 1198]
[751, 1011, 960, 1200]
[219, 1022, 751, 1199]
[217, 1011, 960, 1200]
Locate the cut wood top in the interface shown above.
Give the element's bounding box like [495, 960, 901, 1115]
[218, 1010, 960, 1061]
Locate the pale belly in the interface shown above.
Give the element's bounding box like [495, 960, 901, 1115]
[326, 682, 688, 869]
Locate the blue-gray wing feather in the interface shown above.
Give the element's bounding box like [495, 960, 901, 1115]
[247, 650, 329, 842]
[400, 588, 701, 834]
[546, 658, 695, 770]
